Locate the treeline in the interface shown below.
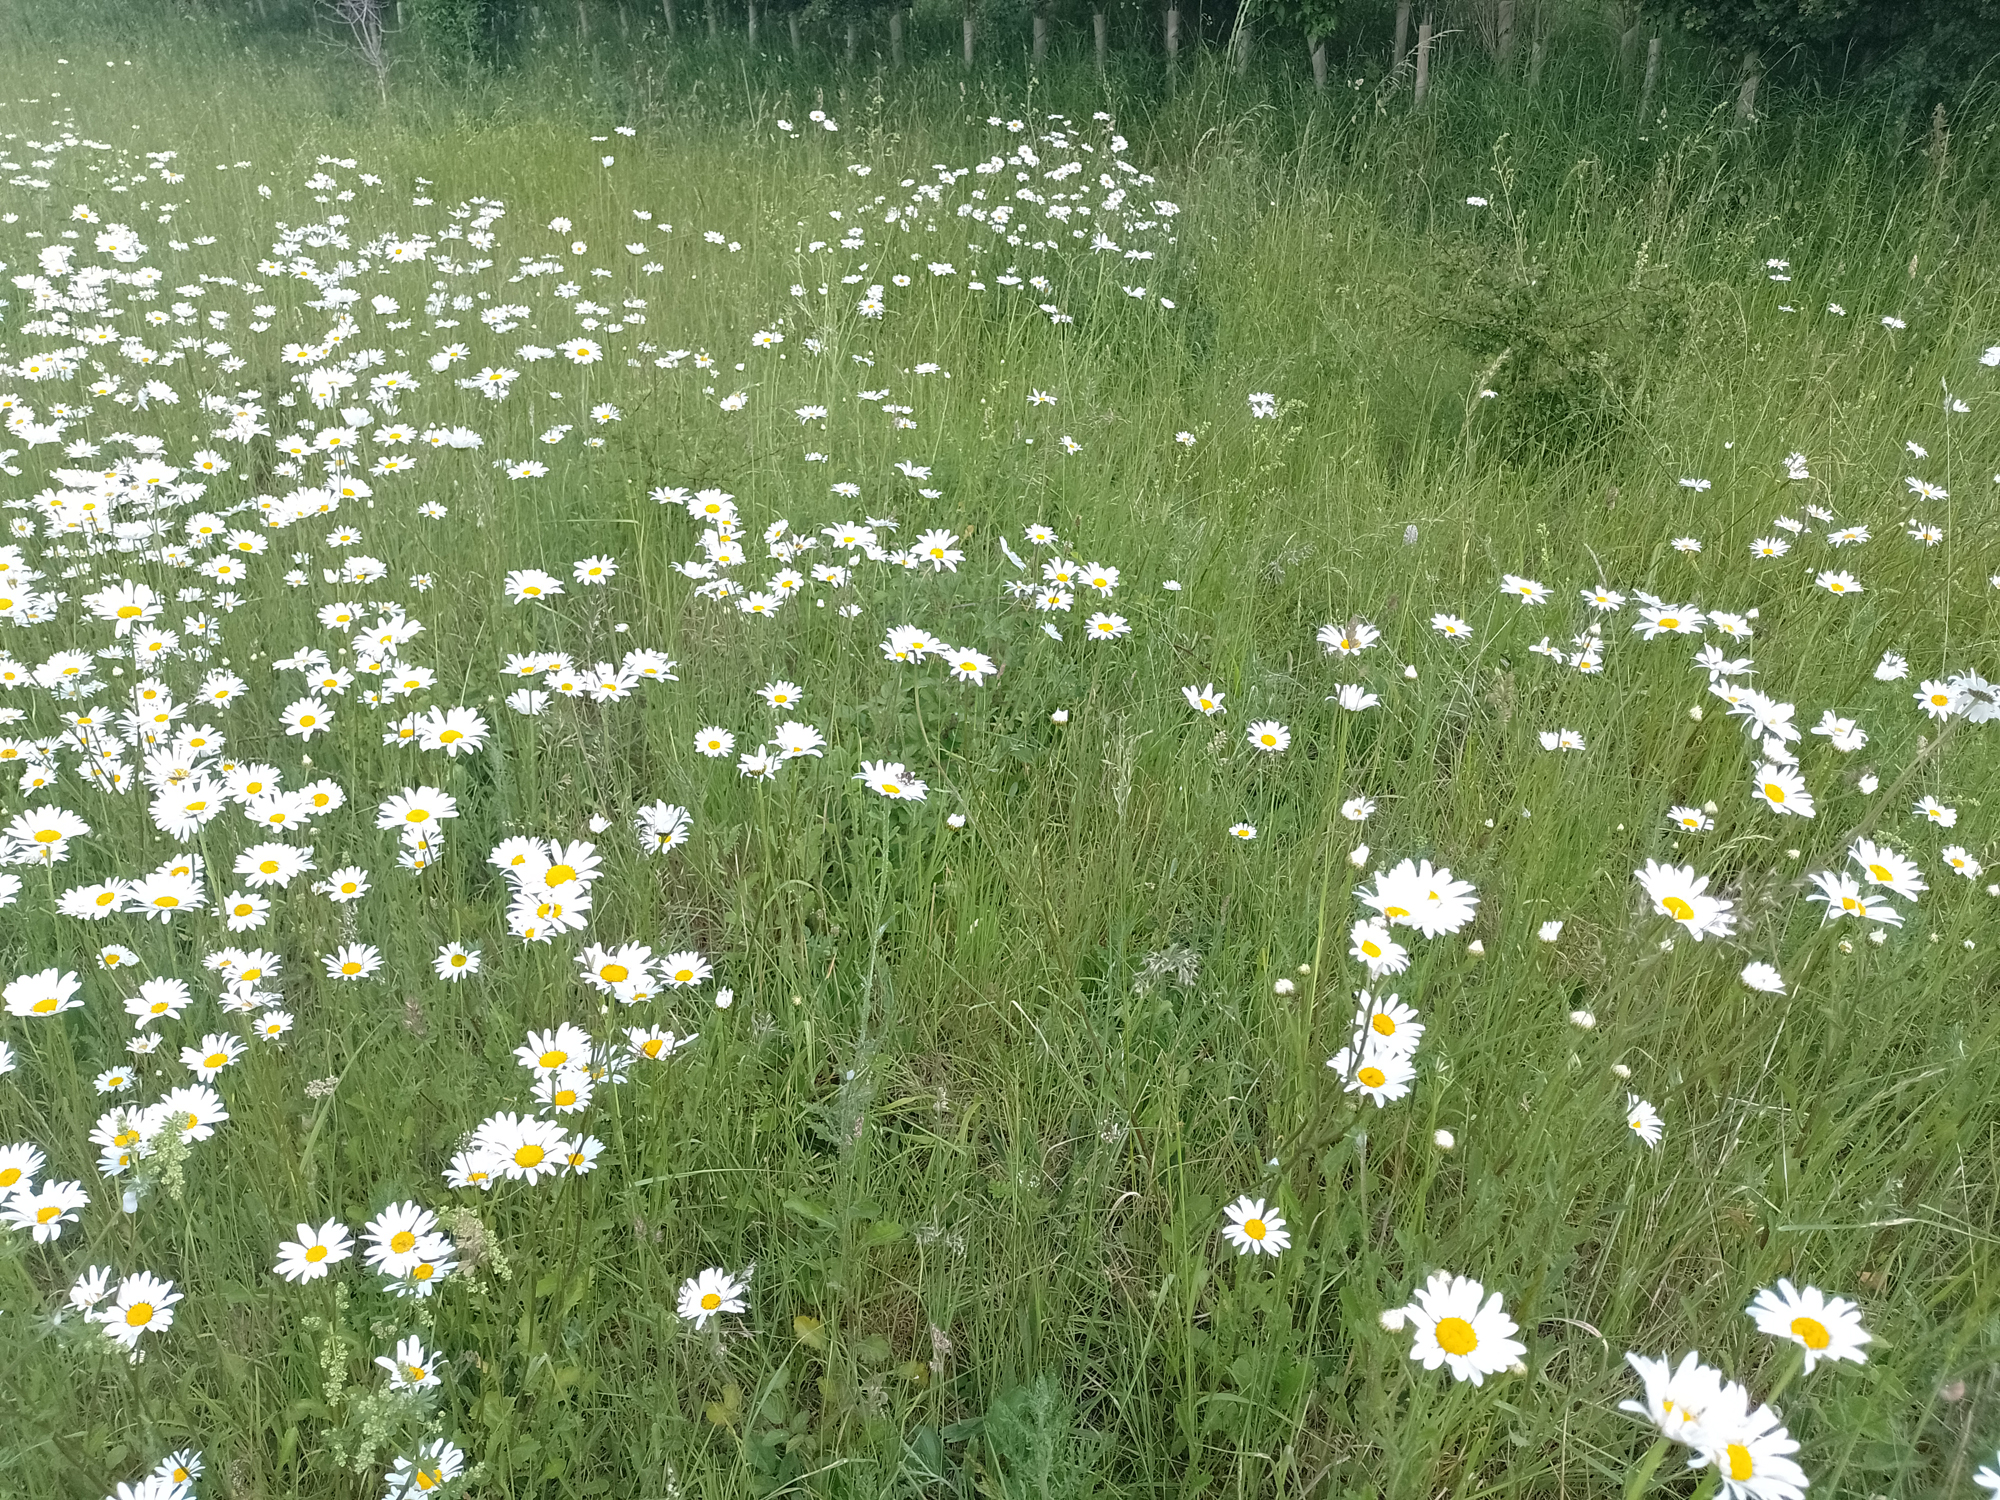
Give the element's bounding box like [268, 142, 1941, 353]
[260, 0, 1999, 107]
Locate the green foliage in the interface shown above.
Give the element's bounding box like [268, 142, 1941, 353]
[405, 0, 517, 66]
[975, 1375, 1105, 1499]
[0, 9, 1998, 1500]
[1649, 0, 2000, 89]
[1428, 233, 1684, 460]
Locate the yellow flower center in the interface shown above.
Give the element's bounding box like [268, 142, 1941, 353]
[1790, 1315, 1830, 1350]
[544, 863, 576, 887]
[1244, 1217, 1266, 1240]
[31, 996, 58, 1014]
[553, 1089, 577, 1107]
[701, 1291, 722, 1310]
[412, 1263, 435, 1281]
[1382, 905, 1408, 920]
[1727, 1443, 1754, 1482]
[405, 808, 429, 822]
[258, 859, 279, 874]
[603, 964, 629, 983]
[32, 828, 61, 843]
[0, 1168, 17, 1187]
[1435, 1316, 1478, 1356]
[117, 604, 142, 618]
[36, 1205, 61, 1223]
[539, 1049, 566, 1068]
[390, 1230, 417, 1254]
[642, 1039, 664, 1057]
[125, 1302, 155, 1327]
[515, 1144, 545, 1168]
[1372, 1015, 1396, 1036]
[305, 1244, 329, 1262]
[1662, 896, 1694, 922]
[1764, 783, 1785, 803]
[1358, 1066, 1387, 1089]
[1866, 863, 1892, 883]
[341, 962, 362, 975]
[203, 1052, 226, 1068]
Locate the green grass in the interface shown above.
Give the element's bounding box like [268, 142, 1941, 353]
[1, 5, 1998, 1498]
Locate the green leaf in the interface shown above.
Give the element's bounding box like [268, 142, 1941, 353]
[783, 1196, 839, 1230]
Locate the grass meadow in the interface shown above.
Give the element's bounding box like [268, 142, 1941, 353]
[1, 4, 1998, 1497]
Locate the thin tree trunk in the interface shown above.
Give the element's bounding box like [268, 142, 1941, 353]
[1495, 0, 1514, 66]
[1033, 11, 1048, 63]
[705, 0, 717, 38]
[1093, 8, 1107, 69]
[1638, 35, 1661, 120]
[662, 0, 676, 36]
[1311, 34, 1327, 87]
[1527, 30, 1545, 88]
[1735, 48, 1760, 119]
[746, 0, 756, 44]
[845, 18, 856, 61]
[962, 4, 975, 66]
[1393, 0, 1410, 67]
[1165, 4, 1180, 65]
[890, 7, 904, 64]
[1230, 8, 1251, 73]
[1413, 16, 1432, 103]
[788, 10, 800, 49]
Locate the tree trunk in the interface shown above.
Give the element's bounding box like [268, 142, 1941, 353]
[662, 0, 675, 37]
[845, 18, 856, 60]
[1229, 8, 1251, 73]
[788, 10, 800, 49]
[962, 5, 975, 66]
[1165, 4, 1180, 65]
[1638, 35, 1661, 120]
[1093, 8, 1107, 69]
[1527, 30, 1545, 88]
[705, 0, 717, 39]
[1033, 11, 1048, 63]
[1735, 49, 1760, 120]
[745, 0, 756, 44]
[1393, 0, 1410, 68]
[890, 7, 904, 64]
[1495, 0, 1513, 66]
[1413, 16, 1432, 103]
[1311, 34, 1327, 87]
